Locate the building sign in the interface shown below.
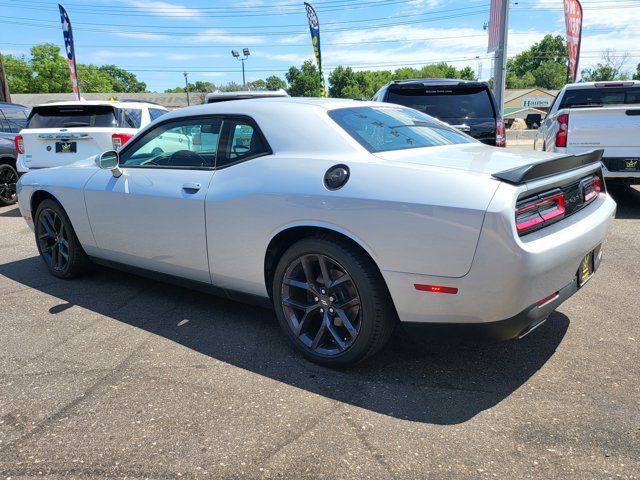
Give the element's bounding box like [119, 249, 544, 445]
[522, 97, 551, 108]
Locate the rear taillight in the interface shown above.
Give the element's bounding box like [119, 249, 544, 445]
[516, 191, 566, 235]
[555, 113, 569, 148]
[14, 134, 24, 154]
[112, 133, 133, 150]
[496, 118, 506, 147]
[583, 176, 601, 203]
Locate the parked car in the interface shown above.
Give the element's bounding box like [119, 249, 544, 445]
[205, 89, 289, 104]
[17, 98, 615, 366]
[16, 100, 168, 174]
[0, 102, 29, 206]
[535, 81, 640, 184]
[373, 79, 506, 147]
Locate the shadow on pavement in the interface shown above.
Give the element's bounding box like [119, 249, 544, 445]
[0, 255, 569, 425]
[0, 206, 20, 217]
[608, 185, 640, 220]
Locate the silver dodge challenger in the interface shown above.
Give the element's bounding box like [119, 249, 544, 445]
[16, 98, 616, 367]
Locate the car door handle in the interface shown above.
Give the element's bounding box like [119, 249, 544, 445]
[182, 182, 202, 192]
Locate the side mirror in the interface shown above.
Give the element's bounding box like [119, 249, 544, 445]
[97, 150, 122, 178]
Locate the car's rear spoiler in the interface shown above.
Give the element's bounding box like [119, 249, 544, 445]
[492, 149, 604, 185]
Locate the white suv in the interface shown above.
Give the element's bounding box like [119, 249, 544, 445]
[16, 100, 168, 173]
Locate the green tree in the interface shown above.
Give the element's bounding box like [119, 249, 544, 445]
[247, 79, 266, 90]
[98, 65, 146, 92]
[286, 60, 323, 97]
[458, 66, 477, 81]
[634, 63, 640, 80]
[506, 34, 568, 89]
[29, 43, 72, 93]
[3, 54, 32, 93]
[77, 65, 113, 93]
[582, 50, 631, 81]
[265, 75, 287, 91]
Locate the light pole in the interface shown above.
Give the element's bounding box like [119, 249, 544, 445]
[183, 72, 190, 106]
[231, 48, 250, 87]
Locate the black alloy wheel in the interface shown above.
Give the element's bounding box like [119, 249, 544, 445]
[281, 253, 362, 356]
[274, 237, 396, 367]
[0, 164, 18, 206]
[36, 207, 70, 273]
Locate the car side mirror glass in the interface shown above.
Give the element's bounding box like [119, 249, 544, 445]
[97, 150, 122, 178]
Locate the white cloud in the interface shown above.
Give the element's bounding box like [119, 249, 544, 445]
[191, 28, 267, 44]
[127, 0, 203, 19]
[164, 53, 225, 61]
[90, 50, 155, 60]
[112, 31, 170, 40]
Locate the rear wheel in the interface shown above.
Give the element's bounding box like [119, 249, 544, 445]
[0, 163, 18, 206]
[273, 237, 396, 367]
[34, 199, 92, 278]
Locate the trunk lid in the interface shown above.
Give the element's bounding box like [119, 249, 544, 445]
[373, 143, 561, 176]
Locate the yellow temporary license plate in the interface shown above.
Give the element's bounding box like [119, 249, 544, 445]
[578, 252, 594, 287]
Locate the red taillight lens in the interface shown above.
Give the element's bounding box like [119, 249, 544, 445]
[496, 118, 506, 147]
[112, 133, 133, 150]
[555, 113, 569, 148]
[14, 134, 24, 154]
[414, 284, 458, 295]
[584, 176, 601, 203]
[516, 192, 566, 235]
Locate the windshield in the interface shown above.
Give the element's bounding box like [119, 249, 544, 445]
[559, 87, 640, 108]
[328, 106, 474, 153]
[386, 86, 495, 119]
[28, 105, 118, 129]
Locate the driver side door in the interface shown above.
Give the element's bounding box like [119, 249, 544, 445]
[83, 117, 222, 283]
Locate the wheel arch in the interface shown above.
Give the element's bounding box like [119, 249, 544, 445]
[30, 189, 64, 217]
[263, 223, 390, 301]
[0, 155, 17, 169]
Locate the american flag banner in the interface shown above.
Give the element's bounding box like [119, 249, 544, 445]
[487, 0, 503, 53]
[564, 0, 583, 82]
[58, 4, 80, 100]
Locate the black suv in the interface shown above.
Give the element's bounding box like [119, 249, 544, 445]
[373, 79, 505, 147]
[0, 102, 29, 206]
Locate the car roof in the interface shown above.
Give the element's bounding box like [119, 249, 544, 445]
[386, 78, 490, 88]
[564, 80, 640, 89]
[34, 100, 167, 109]
[0, 102, 29, 109]
[205, 89, 289, 102]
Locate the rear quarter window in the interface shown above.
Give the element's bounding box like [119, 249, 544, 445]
[149, 108, 168, 121]
[386, 86, 495, 119]
[328, 106, 474, 153]
[120, 108, 142, 128]
[28, 105, 118, 129]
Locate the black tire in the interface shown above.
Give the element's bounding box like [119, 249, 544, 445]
[273, 237, 396, 367]
[0, 163, 18, 207]
[34, 199, 92, 279]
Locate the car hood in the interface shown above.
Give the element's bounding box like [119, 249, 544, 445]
[373, 143, 561, 175]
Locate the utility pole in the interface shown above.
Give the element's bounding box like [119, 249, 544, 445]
[0, 53, 11, 103]
[184, 72, 190, 106]
[231, 48, 250, 87]
[492, 0, 510, 117]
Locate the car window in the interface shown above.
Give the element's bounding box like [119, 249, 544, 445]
[119, 118, 222, 169]
[28, 105, 117, 129]
[2, 108, 28, 132]
[386, 86, 495, 119]
[559, 87, 640, 109]
[149, 108, 168, 121]
[0, 110, 10, 133]
[328, 106, 474, 153]
[217, 118, 270, 168]
[120, 108, 142, 128]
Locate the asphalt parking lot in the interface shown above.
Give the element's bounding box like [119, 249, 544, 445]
[0, 186, 638, 479]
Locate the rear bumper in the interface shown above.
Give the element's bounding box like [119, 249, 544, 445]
[602, 161, 640, 183]
[401, 277, 579, 340]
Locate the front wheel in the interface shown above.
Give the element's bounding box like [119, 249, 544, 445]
[0, 163, 18, 206]
[273, 237, 396, 367]
[34, 199, 92, 279]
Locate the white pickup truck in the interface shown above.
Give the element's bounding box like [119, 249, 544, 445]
[535, 81, 640, 184]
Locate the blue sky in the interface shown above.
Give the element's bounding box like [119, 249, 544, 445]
[0, 0, 639, 92]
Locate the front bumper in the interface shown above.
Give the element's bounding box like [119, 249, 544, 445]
[382, 176, 616, 329]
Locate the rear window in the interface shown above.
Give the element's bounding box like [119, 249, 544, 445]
[1, 108, 28, 132]
[559, 87, 640, 109]
[28, 105, 117, 129]
[386, 86, 495, 119]
[328, 106, 474, 153]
